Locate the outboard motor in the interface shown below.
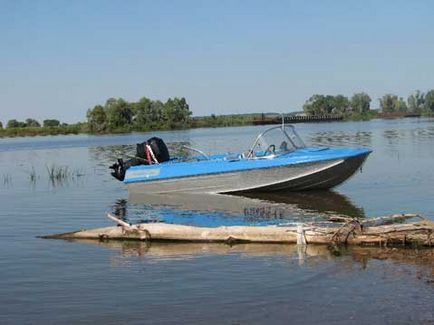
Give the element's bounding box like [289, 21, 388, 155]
[136, 137, 170, 163]
[110, 137, 170, 181]
[109, 158, 134, 181]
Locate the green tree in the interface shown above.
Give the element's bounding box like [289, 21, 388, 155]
[351, 93, 371, 113]
[379, 94, 408, 113]
[303, 95, 319, 115]
[133, 97, 153, 129]
[43, 119, 60, 127]
[7, 119, 25, 128]
[396, 97, 407, 112]
[303, 95, 333, 115]
[87, 105, 107, 132]
[379, 94, 398, 112]
[0, 121, 3, 129]
[332, 95, 350, 114]
[25, 118, 41, 127]
[105, 98, 133, 129]
[303, 94, 348, 115]
[149, 100, 164, 128]
[407, 90, 425, 114]
[162, 99, 175, 127]
[84, 95, 192, 132]
[423, 90, 434, 114]
[163, 97, 192, 128]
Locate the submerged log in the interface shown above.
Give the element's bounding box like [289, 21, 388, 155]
[41, 213, 434, 247]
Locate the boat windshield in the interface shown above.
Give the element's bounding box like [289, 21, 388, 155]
[247, 125, 305, 159]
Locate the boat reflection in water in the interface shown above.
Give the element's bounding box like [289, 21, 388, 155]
[126, 190, 365, 226]
[239, 190, 365, 218]
[76, 192, 432, 278]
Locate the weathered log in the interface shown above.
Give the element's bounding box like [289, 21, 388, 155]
[41, 213, 434, 247]
[328, 213, 421, 225]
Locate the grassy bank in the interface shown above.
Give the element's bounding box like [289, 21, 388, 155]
[0, 114, 262, 138]
[190, 113, 262, 128]
[2, 111, 432, 139]
[0, 124, 87, 138]
[342, 110, 379, 121]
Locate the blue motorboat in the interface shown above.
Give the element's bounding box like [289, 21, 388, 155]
[110, 124, 371, 194]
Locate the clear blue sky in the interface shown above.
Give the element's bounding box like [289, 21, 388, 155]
[1, 0, 434, 123]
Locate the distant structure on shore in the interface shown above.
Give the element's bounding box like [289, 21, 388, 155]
[253, 113, 343, 125]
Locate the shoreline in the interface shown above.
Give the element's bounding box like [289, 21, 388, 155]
[0, 114, 431, 139]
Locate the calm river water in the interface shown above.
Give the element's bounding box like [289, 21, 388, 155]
[0, 118, 433, 324]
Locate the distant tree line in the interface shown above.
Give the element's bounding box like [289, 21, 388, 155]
[3, 118, 63, 128]
[380, 90, 434, 114]
[86, 97, 192, 133]
[0, 117, 85, 137]
[0, 96, 192, 136]
[303, 89, 434, 117]
[0, 121, 84, 137]
[2, 90, 434, 138]
[303, 92, 372, 118]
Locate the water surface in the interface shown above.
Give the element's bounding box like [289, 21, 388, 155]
[0, 118, 433, 324]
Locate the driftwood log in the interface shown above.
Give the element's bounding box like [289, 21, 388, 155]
[41, 213, 434, 247]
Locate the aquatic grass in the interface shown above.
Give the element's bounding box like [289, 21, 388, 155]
[46, 164, 72, 185]
[29, 166, 38, 184]
[72, 168, 85, 179]
[45, 164, 87, 186]
[2, 173, 12, 186]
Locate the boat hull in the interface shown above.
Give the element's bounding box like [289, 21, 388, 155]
[127, 152, 369, 194]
